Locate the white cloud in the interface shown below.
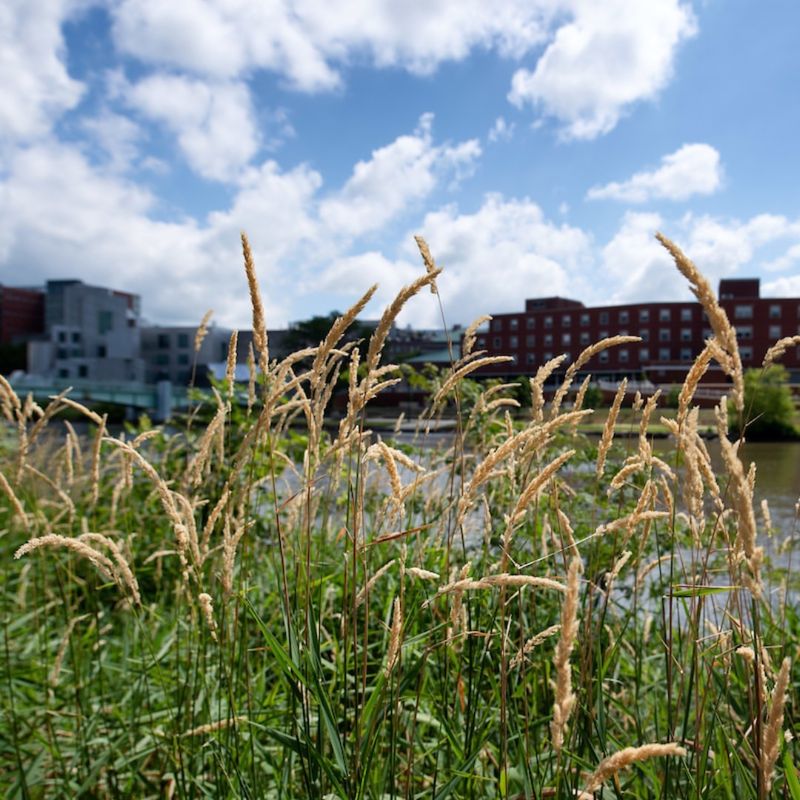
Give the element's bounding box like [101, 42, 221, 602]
[80, 110, 143, 172]
[318, 194, 594, 328]
[0, 0, 85, 144]
[125, 74, 260, 182]
[111, 0, 553, 91]
[762, 243, 800, 273]
[599, 210, 800, 305]
[488, 116, 515, 143]
[587, 143, 722, 203]
[319, 114, 481, 237]
[0, 118, 484, 327]
[509, 0, 696, 139]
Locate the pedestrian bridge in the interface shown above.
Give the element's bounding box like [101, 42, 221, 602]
[8, 377, 187, 421]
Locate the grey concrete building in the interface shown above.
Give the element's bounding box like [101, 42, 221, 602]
[28, 280, 144, 381]
[140, 325, 232, 387]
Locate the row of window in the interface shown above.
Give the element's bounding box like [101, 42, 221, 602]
[504, 345, 759, 367]
[155, 332, 191, 349]
[492, 303, 796, 332]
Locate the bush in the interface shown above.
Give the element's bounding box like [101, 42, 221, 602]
[733, 364, 798, 440]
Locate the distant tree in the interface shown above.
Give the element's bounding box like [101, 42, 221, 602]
[284, 312, 374, 352]
[731, 365, 798, 440]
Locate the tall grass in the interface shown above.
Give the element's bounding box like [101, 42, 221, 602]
[0, 234, 797, 798]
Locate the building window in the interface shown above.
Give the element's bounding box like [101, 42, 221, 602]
[526, 353, 536, 364]
[640, 347, 650, 361]
[769, 325, 781, 339]
[477, 336, 486, 348]
[619, 348, 629, 363]
[681, 308, 693, 322]
[599, 330, 609, 340]
[740, 346, 753, 361]
[619, 310, 629, 324]
[510, 335, 519, 348]
[157, 333, 170, 348]
[544, 352, 553, 361]
[177, 333, 190, 348]
[599, 311, 609, 325]
[526, 316, 535, 329]
[156, 354, 169, 366]
[599, 351, 609, 364]
[580, 331, 590, 345]
[680, 328, 692, 342]
[580, 313, 590, 326]
[493, 336, 502, 348]
[526, 334, 535, 346]
[178, 353, 190, 365]
[769, 304, 781, 319]
[562, 333, 571, 346]
[510, 318, 519, 330]
[78, 365, 88, 378]
[639, 329, 650, 342]
[659, 329, 670, 342]
[98, 310, 114, 334]
[639, 309, 650, 322]
[544, 316, 553, 328]
[58, 368, 69, 378]
[562, 314, 571, 326]
[734, 305, 753, 319]
[57, 347, 68, 359]
[71, 331, 81, 343]
[736, 326, 753, 340]
[492, 319, 503, 331]
[659, 348, 671, 361]
[97, 344, 107, 358]
[659, 308, 671, 322]
[702, 328, 712, 340]
[680, 348, 692, 361]
[544, 333, 553, 346]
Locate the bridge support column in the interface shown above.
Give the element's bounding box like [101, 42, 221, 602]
[155, 380, 173, 422]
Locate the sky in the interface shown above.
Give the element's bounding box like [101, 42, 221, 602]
[2, 0, 800, 330]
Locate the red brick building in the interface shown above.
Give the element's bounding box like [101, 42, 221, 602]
[476, 279, 800, 385]
[0, 285, 45, 344]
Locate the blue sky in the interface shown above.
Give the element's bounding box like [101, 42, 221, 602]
[2, 0, 800, 330]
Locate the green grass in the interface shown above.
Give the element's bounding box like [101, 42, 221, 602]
[1, 237, 798, 799]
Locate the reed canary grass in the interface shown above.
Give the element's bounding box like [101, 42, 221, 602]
[583, 742, 686, 794]
[225, 330, 238, 403]
[762, 656, 791, 791]
[194, 309, 213, 353]
[198, 592, 218, 641]
[462, 314, 492, 358]
[182, 717, 248, 737]
[241, 232, 268, 373]
[385, 597, 403, 676]
[0, 469, 29, 530]
[596, 378, 627, 478]
[510, 624, 561, 669]
[657, 232, 743, 412]
[551, 555, 581, 753]
[763, 334, 800, 368]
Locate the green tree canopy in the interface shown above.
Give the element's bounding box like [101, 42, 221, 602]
[732, 364, 798, 440]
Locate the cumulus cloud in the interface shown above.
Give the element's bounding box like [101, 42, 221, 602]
[0, 117, 483, 326]
[316, 194, 594, 328]
[0, 0, 85, 144]
[124, 74, 260, 182]
[320, 114, 481, 237]
[587, 144, 722, 203]
[488, 116, 515, 143]
[600, 210, 800, 305]
[509, 0, 696, 139]
[110, 0, 553, 91]
[80, 110, 143, 172]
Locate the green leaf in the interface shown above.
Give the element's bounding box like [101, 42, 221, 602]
[785, 751, 800, 800]
[671, 584, 740, 598]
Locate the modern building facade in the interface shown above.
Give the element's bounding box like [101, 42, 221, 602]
[28, 280, 145, 381]
[476, 279, 800, 384]
[140, 325, 232, 386]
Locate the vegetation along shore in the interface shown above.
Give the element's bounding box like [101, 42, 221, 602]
[1, 233, 799, 798]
